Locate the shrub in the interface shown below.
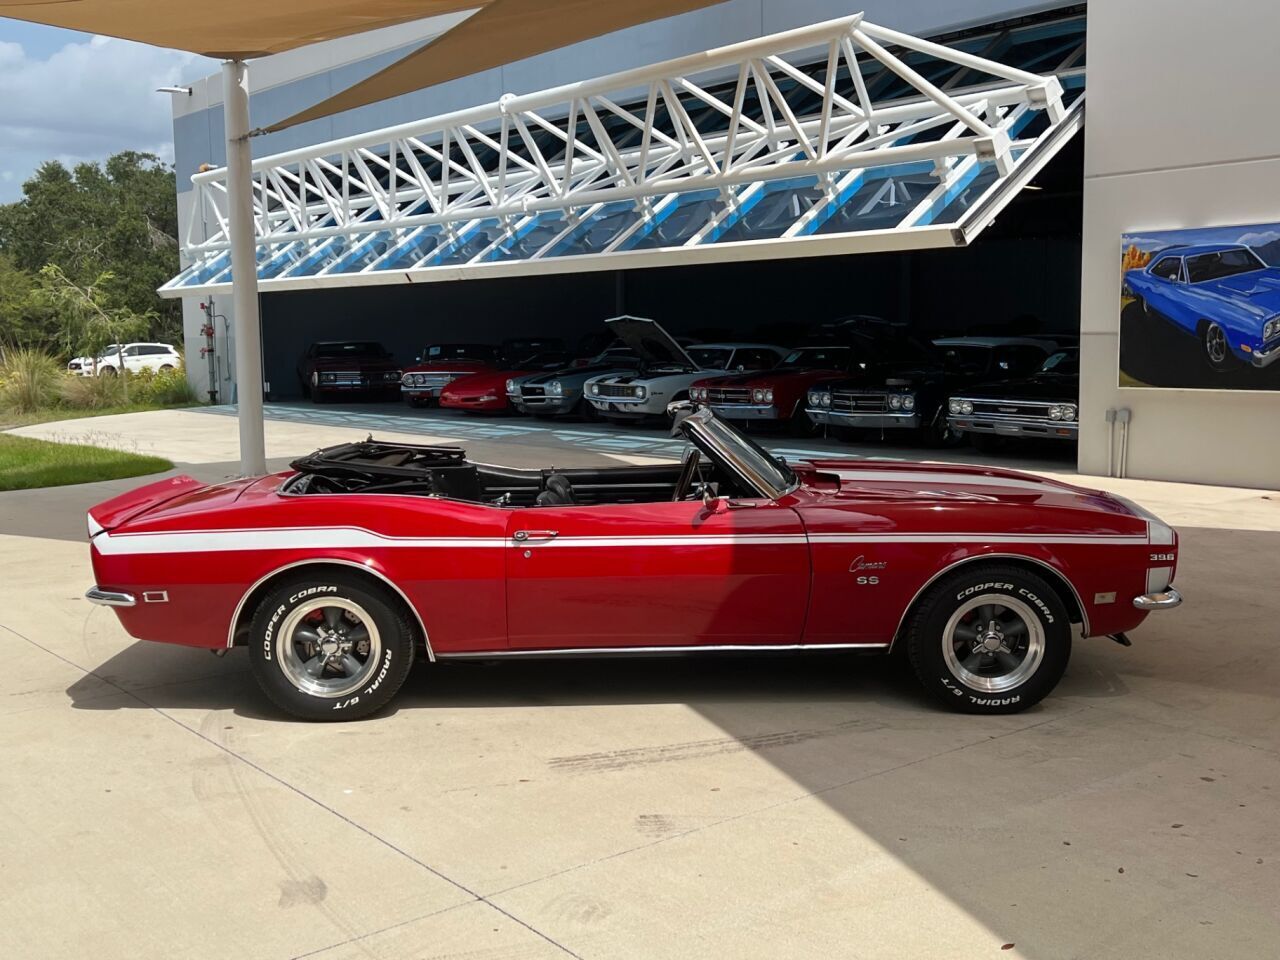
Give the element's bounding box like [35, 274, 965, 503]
[60, 370, 126, 409]
[131, 366, 198, 406]
[0, 347, 63, 413]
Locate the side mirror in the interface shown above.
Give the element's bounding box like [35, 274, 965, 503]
[702, 485, 723, 512]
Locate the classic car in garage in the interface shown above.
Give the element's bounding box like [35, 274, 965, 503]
[585, 317, 784, 422]
[805, 336, 1058, 445]
[400, 339, 563, 407]
[1124, 243, 1280, 372]
[86, 406, 1181, 721]
[948, 347, 1080, 449]
[689, 343, 863, 436]
[296, 341, 403, 402]
[439, 349, 571, 413]
[509, 345, 640, 418]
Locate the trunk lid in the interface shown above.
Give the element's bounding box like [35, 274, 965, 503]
[88, 475, 256, 534]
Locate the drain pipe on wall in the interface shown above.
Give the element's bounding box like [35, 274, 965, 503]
[1104, 407, 1133, 478]
[1117, 408, 1132, 478]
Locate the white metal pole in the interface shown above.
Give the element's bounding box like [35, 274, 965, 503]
[223, 59, 267, 476]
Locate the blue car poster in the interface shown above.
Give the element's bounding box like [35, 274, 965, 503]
[1120, 222, 1280, 389]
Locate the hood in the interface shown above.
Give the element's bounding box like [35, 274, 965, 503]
[694, 367, 842, 389]
[794, 460, 1143, 524]
[445, 368, 545, 392]
[605, 316, 697, 369]
[958, 373, 1078, 403]
[312, 356, 399, 371]
[524, 361, 638, 385]
[1202, 269, 1280, 315]
[403, 358, 494, 374]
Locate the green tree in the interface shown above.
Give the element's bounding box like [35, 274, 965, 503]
[33, 265, 150, 399]
[0, 152, 180, 349]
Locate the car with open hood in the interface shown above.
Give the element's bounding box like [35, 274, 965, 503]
[85, 404, 1183, 721]
[584, 316, 784, 422]
[1124, 243, 1280, 372]
[509, 345, 640, 418]
[440, 349, 572, 413]
[948, 347, 1080, 449]
[297, 341, 402, 402]
[806, 336, 1059, 445]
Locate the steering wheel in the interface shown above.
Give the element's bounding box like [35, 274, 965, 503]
[672, 446, 701, 502]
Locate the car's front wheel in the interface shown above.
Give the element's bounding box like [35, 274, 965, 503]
[904, 564, 1071, 714]
[1201, 321, 1237, 373]
[247, 572, 417, 721]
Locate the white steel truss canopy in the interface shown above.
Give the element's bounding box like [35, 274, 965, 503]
[162, 11, 1086, 298]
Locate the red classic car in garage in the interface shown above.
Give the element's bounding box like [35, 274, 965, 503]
[85, 406, 1182, 721]
[689, 342, 865, 435]
[439, 349, 572, 413]
[297, 340, 403, 402]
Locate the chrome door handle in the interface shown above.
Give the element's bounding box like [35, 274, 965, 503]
[513, 529, 558, 542]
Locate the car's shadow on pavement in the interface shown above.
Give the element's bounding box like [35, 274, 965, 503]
[64, 641, 1136, 721]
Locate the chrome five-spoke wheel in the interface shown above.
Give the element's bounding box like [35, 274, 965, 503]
[942, 594, 1045, 694]
[275, 598, 382, 699]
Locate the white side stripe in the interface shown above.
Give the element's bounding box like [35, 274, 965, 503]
[93, 526, 1150, 556]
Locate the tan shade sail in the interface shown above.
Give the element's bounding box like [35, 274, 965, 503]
[259, 0, 730, 132]
[0, 0, 483, 59]
[1, 0, 730, 127]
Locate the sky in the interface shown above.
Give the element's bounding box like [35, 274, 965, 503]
[0, 21, 217, 202]
[1123, 223, 1280, 254]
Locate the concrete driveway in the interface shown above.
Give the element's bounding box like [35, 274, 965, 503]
[2, 408, 1278, 959]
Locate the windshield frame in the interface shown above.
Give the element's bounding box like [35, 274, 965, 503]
[678, 406, 796, 499]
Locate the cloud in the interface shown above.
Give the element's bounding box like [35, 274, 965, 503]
[1237, 228, 1280, 248]
[0, 34, 216, 201]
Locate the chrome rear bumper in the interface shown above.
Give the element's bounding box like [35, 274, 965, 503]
[86, 586, 136, 607]
[1133, 587, 1182, 610]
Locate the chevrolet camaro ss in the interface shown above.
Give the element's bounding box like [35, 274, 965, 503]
[86, 406, 1182, 720]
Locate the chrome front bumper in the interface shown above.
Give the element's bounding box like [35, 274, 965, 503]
[86, 586, 136, 607]
[1133, 587, 1182, 610]
[708, 403, 783, 421]
[807, 409, 920, 430]
[1249, 339, 1280, 369]
[949, 415, 1079, 439]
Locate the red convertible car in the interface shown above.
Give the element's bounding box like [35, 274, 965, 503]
[85, 406, 1182, 721]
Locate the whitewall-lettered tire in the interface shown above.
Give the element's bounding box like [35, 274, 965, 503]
[248, 572, 416, 721]
[904, 564, 1071, 714]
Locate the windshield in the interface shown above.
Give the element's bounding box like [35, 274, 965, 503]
[1040, 350, 1079, 375]
[423, 344, 499, 362]
[1185, 248, 1265, 283]
[315, 342, 387, 359]
[682, 409, 795, 498]
[777, 346, 853, 369]
[687, 347, 734, 369]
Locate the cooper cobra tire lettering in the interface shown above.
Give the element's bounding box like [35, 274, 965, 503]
[1017, 587, 1055, 624]
[263, 602, 287, 661]
[363, 649, 394, 696]
[956, 582, 1013, 601]
[289, 585, 338, 603]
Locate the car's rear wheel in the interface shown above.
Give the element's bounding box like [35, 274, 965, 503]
[159, 364, 175, 372]
[99, 365, 117, 378]
[904, 564, 1071, 714]
[247, 572, 417, 721]
[1201, 321, 1237, 373]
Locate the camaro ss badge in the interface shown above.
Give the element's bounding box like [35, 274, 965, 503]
[850, 554, 888, 585]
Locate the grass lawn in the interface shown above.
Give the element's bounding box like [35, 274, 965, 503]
[0, 402, 200, 432]
[0, 434, 173, 491]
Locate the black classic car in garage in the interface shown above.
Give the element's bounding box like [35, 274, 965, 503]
[947, 346, 1081, 450]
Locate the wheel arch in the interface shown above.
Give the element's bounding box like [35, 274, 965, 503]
[889, 552, 1088, 653]
[227, 558, 433, 660]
